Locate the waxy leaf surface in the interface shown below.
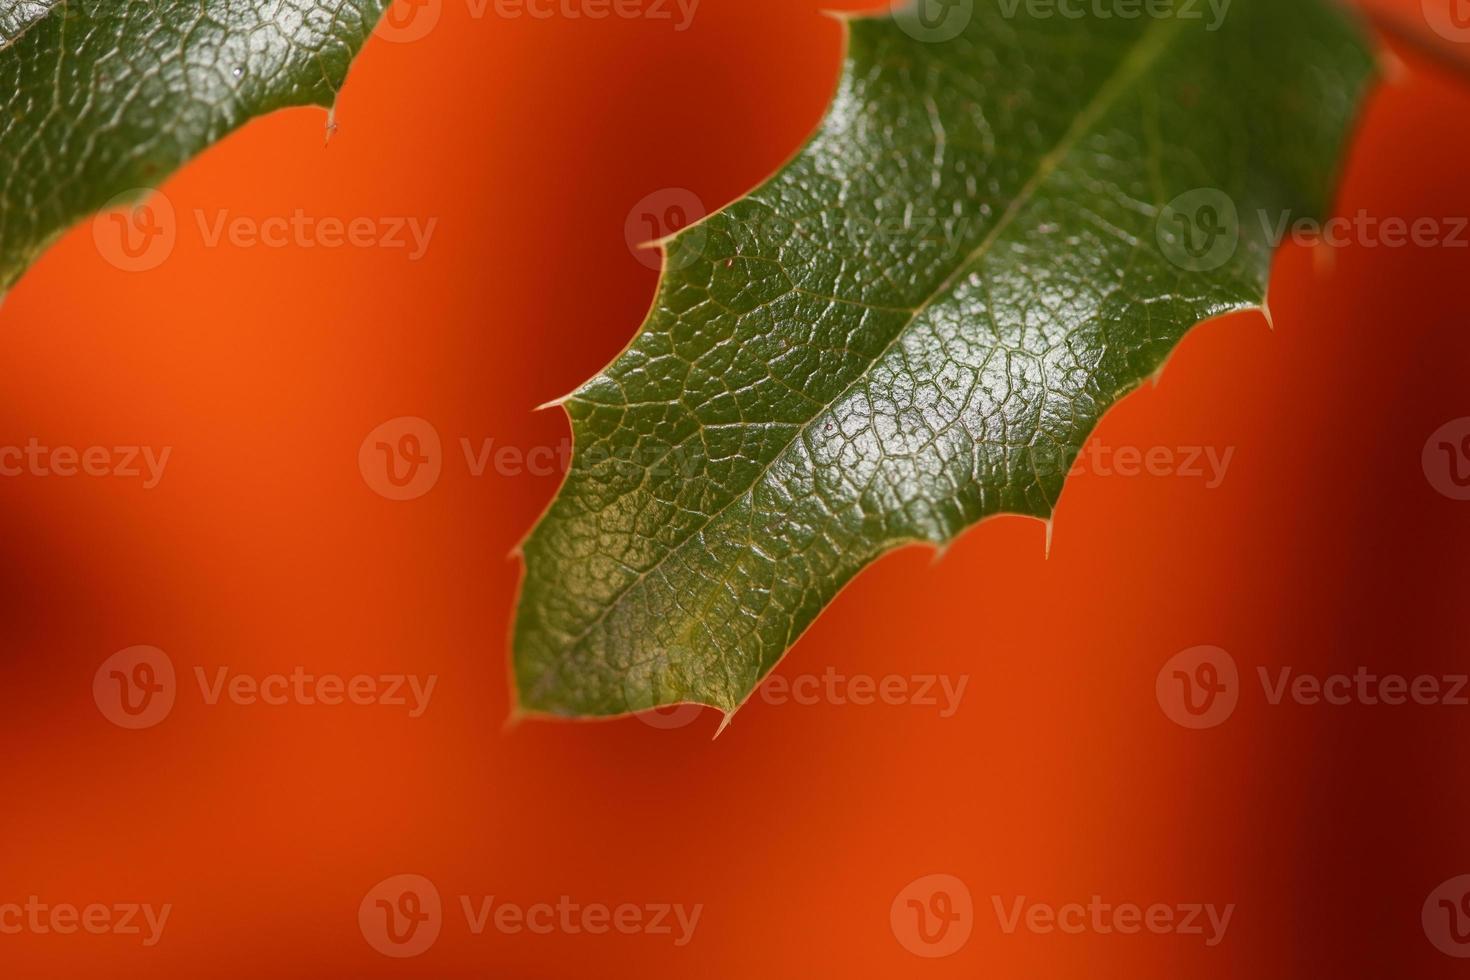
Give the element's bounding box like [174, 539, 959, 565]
[0, 0, 390, 289]
[514, 0, 1374, 720]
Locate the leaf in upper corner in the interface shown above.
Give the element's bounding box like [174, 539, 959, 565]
[512, 0, 1375, 721]
[0, 0, 392, 291]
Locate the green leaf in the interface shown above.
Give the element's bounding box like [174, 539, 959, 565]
[1, 2, 55, 47]
[513, 0, 1374, 723]
[0, 0, 390, 290]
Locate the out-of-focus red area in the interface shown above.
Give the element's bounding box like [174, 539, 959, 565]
[1, 0, 1468, 975]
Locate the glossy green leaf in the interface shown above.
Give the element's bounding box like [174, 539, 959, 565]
[513, 0, 1374, 723]
[0, 0, 390, 290]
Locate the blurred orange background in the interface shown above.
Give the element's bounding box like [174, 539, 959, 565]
[2, 0, 1470, 975]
